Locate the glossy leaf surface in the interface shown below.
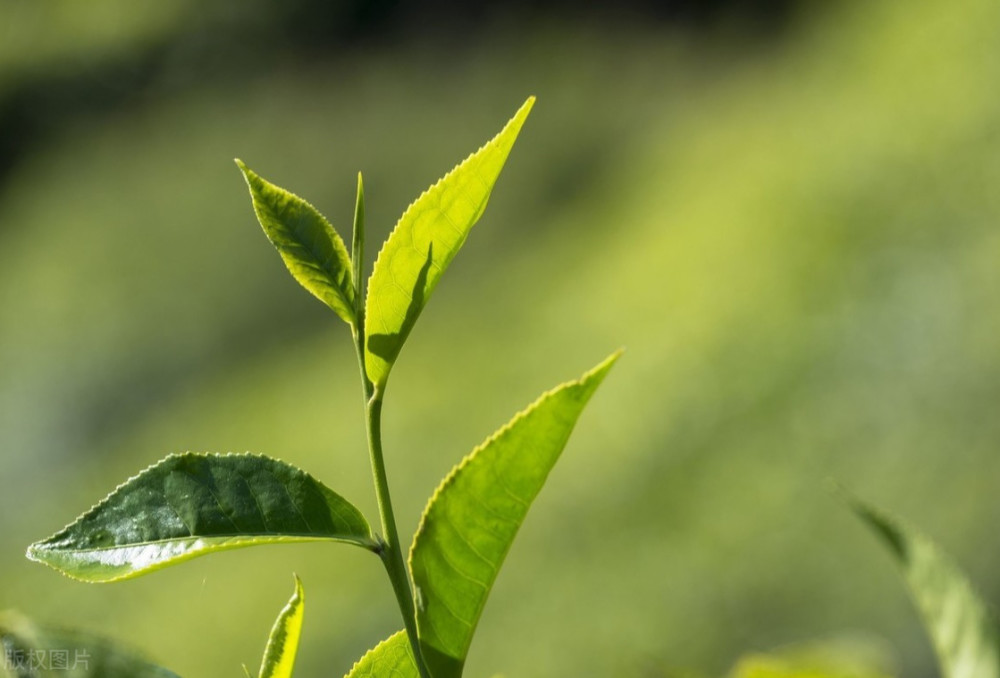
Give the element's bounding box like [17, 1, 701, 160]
[853, 499, 1000, 678]
[364, 97, 534, 390]
[28, 453, 375, 583]
[0, 610, 180, 677]
[256, 575, 305, 678]
[237, 160, 356, 325]
[343, 631, 418, 678]
[409, 351, 620, 678]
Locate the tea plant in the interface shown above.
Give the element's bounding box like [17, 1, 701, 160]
[19, 94, 997, 678]
[25, 96, 622, 678]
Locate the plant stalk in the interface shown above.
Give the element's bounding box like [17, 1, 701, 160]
[353, 335, 431, 678]
[349, 186, 432, 677]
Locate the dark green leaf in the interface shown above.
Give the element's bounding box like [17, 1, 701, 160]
[364, 97, 534, 390]
[237, 160, 356, 325]
[27, 453, 376, 582]
[409, 352, 620, 678]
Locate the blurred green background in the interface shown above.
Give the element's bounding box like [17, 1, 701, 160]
[2, 0, 999, 676]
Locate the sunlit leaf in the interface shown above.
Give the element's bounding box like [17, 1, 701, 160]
[27, 453, 376, 582]
[237, 160, 356, 325]
[851, 498, 1000, 678]
[364, 97, 534, 390]
[343, 631, 418, 678]
[409, 351, 620, 678]
[256, 575, 305, 678]
[0, 610, 180, 677]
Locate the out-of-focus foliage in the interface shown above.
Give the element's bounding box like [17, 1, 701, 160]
[0, 0, 194, 83]
[726, 639, 894, 678]
[0, 610, 179, 677]
[2, 0, 1000, 676]
[853, 499, 1000, 678]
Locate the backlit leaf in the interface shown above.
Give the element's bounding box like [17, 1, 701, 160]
[364, 97, 534, 390]
[237, 160, 356, 325]
[27, 453, 376, 582]
[852, 498, 1000, 678]
[409, 352, 620, 678]
[343, 631, 418, 678]
[257, 575, 305, 678]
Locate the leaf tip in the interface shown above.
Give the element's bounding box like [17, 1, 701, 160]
[507, 96, 536, 136]
[24, 541, 41, 563]
[235, 159, 258, 190]
[585, 348, 624, 385]
[828, 481, 880, 527]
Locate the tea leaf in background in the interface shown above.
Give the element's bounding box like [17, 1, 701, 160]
[364, 96, 534, 390]
[344, 631, 418, 678]
[409, 351, 620, 678]
[237, 160, 357, 326]
[851, 499, 1000, 678]
[0, 610, 180, 678]
[726, 638, 895, 678]
[27, 453, 376, 582]
[256, 576, 305, 678]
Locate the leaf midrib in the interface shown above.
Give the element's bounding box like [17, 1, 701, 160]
[34, 532, 375, 554]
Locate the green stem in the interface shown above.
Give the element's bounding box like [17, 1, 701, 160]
[349, 187, 431, 676]
[368, 393, 431, 678]
[353, 335, 431, 678]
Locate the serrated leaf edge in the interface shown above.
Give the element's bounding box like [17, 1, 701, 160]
[364, 97, 535, 389]
[343, 630, 410, 678]
[27, 452, 378, 582]
[408, 350, 621, 612]
[366, 96, 535, 308]
[236, 159, 357, 325]
[258, 574, 305, 678]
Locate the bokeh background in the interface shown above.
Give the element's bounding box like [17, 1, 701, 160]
[2, 0, 999, 676]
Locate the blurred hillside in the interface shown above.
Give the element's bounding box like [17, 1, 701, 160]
[2, 1, 999, 677]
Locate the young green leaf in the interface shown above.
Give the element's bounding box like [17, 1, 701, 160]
[27, 453, 376, 583]
[364, 97, 535, 390]
[344, 631, 418, 678]
[851, 497, 1000, 678]
[256, 575, 306, 678]
[236, 160, 357, 325]
[0, 610, 180, 677]
[351, 172, 366, 324]
[409, 351, 620, 678]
